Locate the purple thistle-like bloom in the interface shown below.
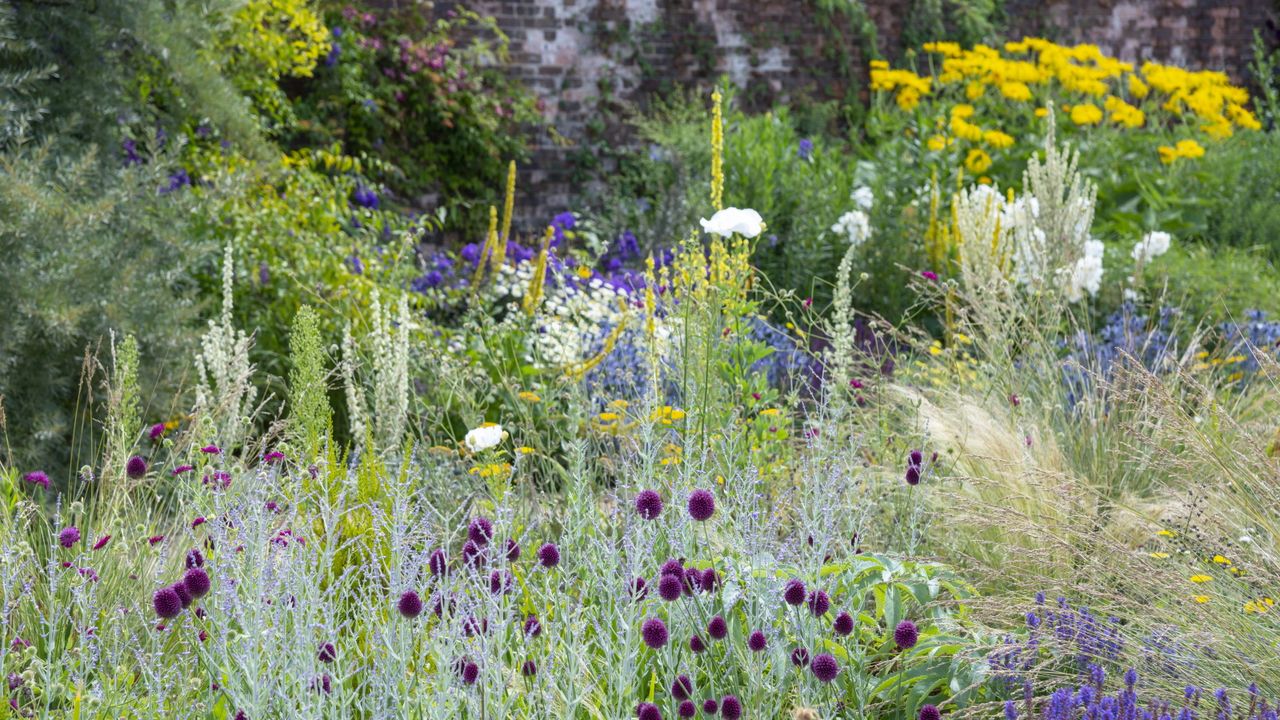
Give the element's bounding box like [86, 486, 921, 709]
[658, 574, 683, 602]
[660, 558, 684, 577]
[811, 652, 840, 682]
[318, 642, 336, 663]
[153, 587, 183, 619]
[642, 618, 668, 649]
[58, 526, 81, 548]
[461, 540, 484, 568]
[126, 455, 148, 479]
[200, 444, 221, 454]
[700, 567, 719, 592]
[681, 568, 700, 595]
[172, 465, 194, 476]
[671, 674, 693, 700]
[635, 489, 663, 520]
[461, 662, 479, 685]
[23, 471, 49, 489]
[678, 700, 696, 718]
[791, 647, 810, 667]
[689, 634, 706, 653]
[429, 548, 448, 576]
[702, 698, 719, 715]
[397, 590, 423, 619]
[505, 538, 521, 561]
[807, 589, 830, 617]
[523, 615, 542, 637]
[186, 549, 205, 569]
[172, 582, 192, 608]
[834, 611, 855, 636]
[708, 615, 728, 640]
[631, 576, 648, 600]
[264, 450, 285, 464]
[310, 673, 333, 695]
[149, 422, 166, 440]
[748, 630, 767, 652]
[489, 570, 513, 595]
[92, 535, 111, 551]
[909, 449, 924, 466]
[721, 695, 742, 720]
[468, 517, 493, 546]
[783, 579, 807, 605]
[921, 270, 939, 282]
[184, 567, 211, 598]
[637, 704, 662, 720]
[895, 620, 919, 650]
[521, 660, 537, 677]
[538, 542, 560, 568]
[920, 705, 942, 720]
[687, 489, 715, 521]
[906, 465, 921, 485]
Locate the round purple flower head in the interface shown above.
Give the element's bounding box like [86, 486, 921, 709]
[658, 574, 683, 602]
[641, 617, 668, 649]
[689, 634, 706, 653]
[523, 615, 542, 637]
[538, 542, 560, 568]
[149, 423, 166, 440]
[309, 674, 332, 694]
[702, 698, 719, 715]
[721, 695, 742, 720]
[905, 465, 921, 486]
[521, 660, 537, 677]
[23, 471, 49, 489]
[637, 703, 662, 720]
[659, 558, 684, 577]
[397, 590, 423, 619]
[747, 629, 767, 652]
[678, 700, 696, 718]
[671, 674, 693, 700]
[707, 615, 728, 640]
[791, 647, 810, 667]
[467, 517, 493, 547]
[126, 455, 148, 479]
[919, 705, 942, 720]
[700, 567, 718, 592]
[153, 586, 183, 619]
[783, 578, 806, 606]
[686, 489, 715, 521]
[909, 449, 923, 466]
[894, 619, 919, 650]
[58, 526, 81, 548]
[171, 581, 192, 608]
[807, 589, 830, 617]
[635, 489, 663, 520]
[186, 548, 205, 569]
[489, 570, 513, 595]
[429, 548, 448, 576]
[504, 539, 520, 562]
[318, 642, 336, 663]
[811, 652, 839, 682]
[834, 611, 855, 636]
[461, 661, 479, 685]
[184, 567, 212, 598]
[631, 576, 648, 600]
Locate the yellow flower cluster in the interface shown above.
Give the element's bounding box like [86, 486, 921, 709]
[227, 0, 331, 80]
[1158, 138, 1206, 164]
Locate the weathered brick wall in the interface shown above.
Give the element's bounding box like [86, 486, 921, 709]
[442, 0, 1277, 229]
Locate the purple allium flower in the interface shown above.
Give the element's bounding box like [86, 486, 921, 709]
[318, 642, 336, 663]
[894, 620, 919, 650]
[791, 647, 810, 667]
[468, 517, 494, 546]
[521, 660, 537, 677]
[702, 698, 719, 715]
[172, 581, 192, 608]
[919, 705, 941, 720]
[748, 630, 767, 652]
[700, 567, 719, 592]
[783, 579, 807, 606]
[191, 517, 206, 529]
[637, 704, 662, 720]
[149, 423, 165, 440]
[686, 489, 715, 521]
[505, 538, 521, 561]
[523, 615, 542, 637]
[489, 570, 513, 595]
[708, 615, 728, 640]
[153, 587, 183, 619]
[186, 549, 205, 568]
[641, 618, 668, 649]
[537, 542, 560, 568]
[635, 489, 663, 520]
[678, 700, 696, 718]
[681, 568, 701, 595]
[429, 548, 448, 576]
[184, 567, 211, 598]
[23, 471, 49, 489]
[671, 674, 693, 700]
[397, 590, 423, 619]
[906, 465, 921, 485]
[92, 534, 111, 551]
[909, 449, 923, 466]
[126, 455, 148, 479]
[807, 589, 830, 617]
[171, 465, 194, 476]
[631, 576, 648, 600]
[689, 634, 706, 653]
[148, 535, 165, 545]
[462, 540, 484, 568]
[264, 451, 285, 464]
[461, 661, 479, 685]
[721, 695, 742, 720]
[834, 611, 855, 635]
[200, 445, 221, 454]
[309, 674, 332, 694]
[660, 558, 684, 577]
[812, 652, 839, 682]
[234, 711, 247, 720]
[658, 574, 683, 602]
[921, 270, 939, 282]
[58, 526, 81, 548]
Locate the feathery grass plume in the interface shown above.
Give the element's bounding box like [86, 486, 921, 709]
[521, 225, 556, 316]
[194, 244, 259, 451]
[287, 305, 331, 455]
[103, 332, 141, 485]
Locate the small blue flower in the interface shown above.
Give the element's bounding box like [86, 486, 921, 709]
[798, 138, 814, 160]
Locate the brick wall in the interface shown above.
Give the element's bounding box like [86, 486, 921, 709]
[441, 0, 1277, 230]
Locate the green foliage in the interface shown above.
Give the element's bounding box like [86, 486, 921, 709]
[103, 334, 142, 480]
[901, 0, 1004, 52]
[287, 305, 332, 454]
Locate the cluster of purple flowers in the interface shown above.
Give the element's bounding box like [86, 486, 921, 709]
[1219, 309, 1280, 374]
[1009, 667, 1278, 720]
[152, 552, 212, 622]
[990, 593, 1125, 690]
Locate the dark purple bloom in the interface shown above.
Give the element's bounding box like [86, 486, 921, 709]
[538, 542, 560, 568]
[783, 579, 807, 606]
[906, 465, 921, 485]
[318, 642, 336, 663]
[58, 526, 81, 548]
[468, 517, 494, 546]
[92, 535, 111, 551]
[523, 615, 542, 637]
[895, 620, 919, 650]
[700, 567, 719, 592]
[689, 634, 706, 653]
[264, 451, 285, 464]
[149, 423, 166, 440]
[172, 582, 192, 608]
[791, 647, 810, 667]
[186, 549, 205, 569]
[153, 587, 183, 619]
[635, 489, 663, 520]
[812, 652, 839, 682]
[172, 465, 194, 476]
[462, 540, 484, 568]
[807, 589, 830, 617]
[521, 660, 537, 677]
[678, 700, 696, 718]
[489, 570, 513, 595]
[686, 489, 715, 521]
[23, 471, 49, 489]
[671, 674, 692, 700]
[200, 445, 221, 454]
[637, 703, 661, 720]
[721, 695, 742, 720]
[702, 698, 719, 715]
[708, 615, 728, 640]
[184, 567, 211, 598]
[631, 576, 648, 600]
[660, 558, 684, 577]
[429, 548, 448, 576]
[920, 705, 942, 720]
[397, 590, 423, 619]
[658, 574, 683, 602]
[642, 618, 668, 649]
[748, 630, 767, 652]
[909, 449, 923, 466]
[834, 611, 855, 635]
[461, 662, 479, 685]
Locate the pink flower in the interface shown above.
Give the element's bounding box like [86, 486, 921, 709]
[171, 465, 194, 476]
[92, 535, 111, 551]
[920, 270, 939, 282]
[200, 445, 221, 454]
[264, 451, 285, 464]
[191, 517, 206, 529]
[23, 471, 49, 489]
[147, 535, 165, 545]
[149, 423, 166, 440]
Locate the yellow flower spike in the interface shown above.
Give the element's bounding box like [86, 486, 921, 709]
[522, 226, 557, 316]
[471, 206, 499, 290]
[710, 88, 724, 211]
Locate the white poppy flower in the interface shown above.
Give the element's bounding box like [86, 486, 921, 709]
[464, 424, 504, 452]
[1131, 231, 1171, 263]
[699, 207, 765, 238]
